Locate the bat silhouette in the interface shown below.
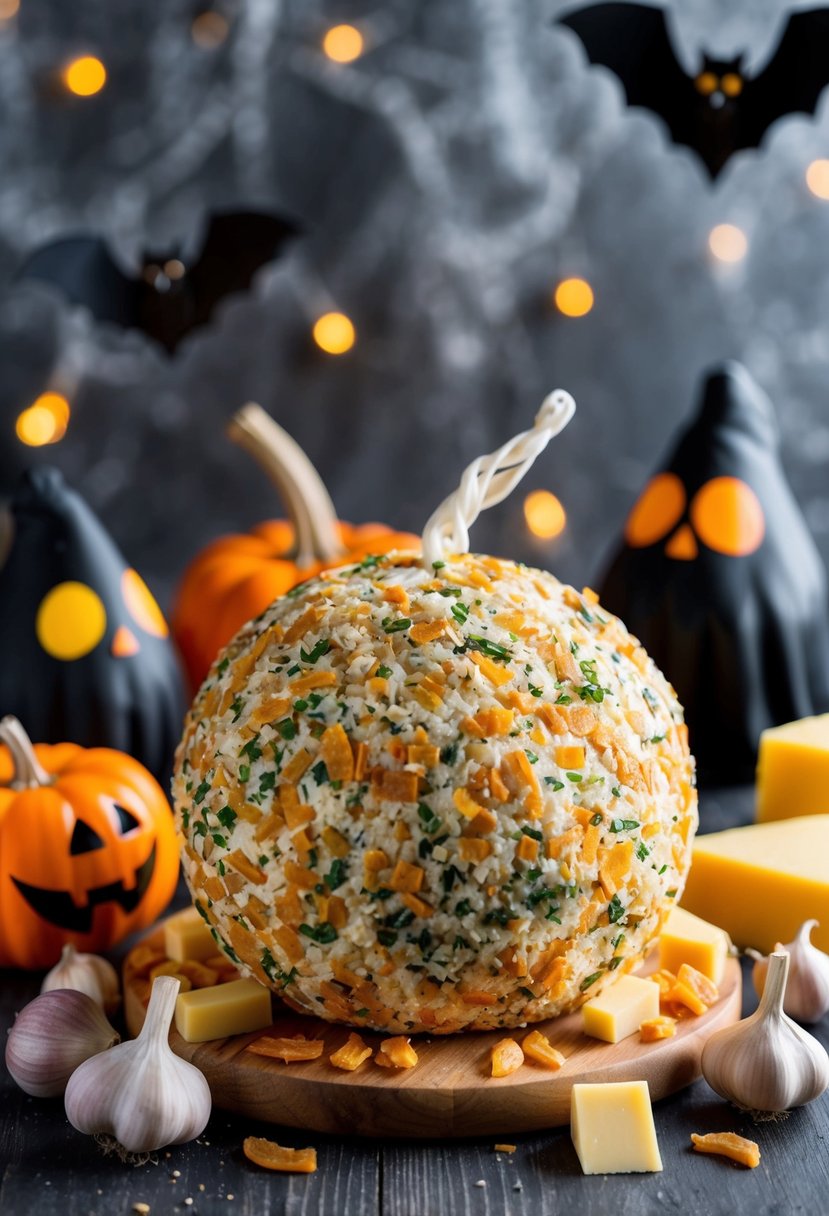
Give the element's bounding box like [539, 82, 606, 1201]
[17, 210, 300, 352]
[559, 3, 829, 178]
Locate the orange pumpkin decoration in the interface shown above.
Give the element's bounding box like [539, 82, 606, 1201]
[0, 716, 179, 969]
[172, 404, 419, 691]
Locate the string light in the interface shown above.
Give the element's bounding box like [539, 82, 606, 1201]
[0, 0, 20, 21]
[312, 312, 356, 355]
[524, 490, 567, 539]
[63, 56, 107, 97]
[191, 11, 229, 49]
[806, 159, 829, 200]
[15, 392, 71, 447]
[322, 24, 364, 63]
[554, 277, 594, 318]
[708, 223, 747, 263]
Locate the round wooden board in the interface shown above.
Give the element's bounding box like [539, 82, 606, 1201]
[124, 924, 741, 1139]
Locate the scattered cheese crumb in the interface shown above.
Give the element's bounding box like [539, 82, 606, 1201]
[494, 1143, 517, 1153]
[691, 1131, 760, 1168]
[474, 1179, 486, 1188]
[132, 1205, 150, 1215]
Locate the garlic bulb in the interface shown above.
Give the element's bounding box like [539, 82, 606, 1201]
[5, 989, 119, 1097]
[41, 944, 120, 1014]
[702, 951, 829, 1111]
[751, 920, 829, 1023]
[65, 975, 211, 1153]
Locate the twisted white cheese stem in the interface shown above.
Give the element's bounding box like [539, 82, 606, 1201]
[421, 389, 576, 568]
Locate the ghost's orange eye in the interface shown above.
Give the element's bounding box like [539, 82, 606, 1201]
[36, 582, 107, 660]
[625, 473, 686, 547]
[695, 72, 718, 96]
[720, 73, 743, 98]
[122, 569, 168, 638]
[690, 476, 764, 556]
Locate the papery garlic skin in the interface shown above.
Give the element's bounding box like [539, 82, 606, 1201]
[41, 944, 120, 1014]
[752, 920, 829, 1024]
[5, 989, 119, 1097]
[703, 952, 829, 1111]
[64, 975, 211, 1153]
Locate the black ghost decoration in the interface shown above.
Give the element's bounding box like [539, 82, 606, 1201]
[0, 467, 185, 780]
[559, 3, 829, 178]
[17, 210, 300, 353]
[598, 363, 829, 785]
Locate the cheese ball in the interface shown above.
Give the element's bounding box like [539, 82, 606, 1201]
[173, 551, 697, 1034]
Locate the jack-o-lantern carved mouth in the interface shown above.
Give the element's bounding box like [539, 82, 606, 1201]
[11, 842, 157, 932]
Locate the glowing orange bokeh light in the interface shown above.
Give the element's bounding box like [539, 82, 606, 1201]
[63, 56, 107, 97]
[312, 312, 356, 355]
[806, 159, 829, 200]
[554, 278, 594, 318]
[322, 24, 364, 63]
[524, 490, 567, 540]
[709, 223, 748, 263]
[15, 393, 71, 447]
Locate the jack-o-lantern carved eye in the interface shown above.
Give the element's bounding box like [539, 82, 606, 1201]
[625, 473, 686, 547]
[70, 818, 105, 855]
[36, 581, 107, 661]
[690, 476, 764, 556]
[114, 803, 141, 834]
[122, 569, 168, 639]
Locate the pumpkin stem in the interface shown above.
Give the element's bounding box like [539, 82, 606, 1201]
[227, 403, 343, 568]
[0, 716, 51, 788]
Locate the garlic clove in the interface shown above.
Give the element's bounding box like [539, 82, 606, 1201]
[751, 920, 829, 1023]
[702, 951, 829, 1112]
[41, 943, 120, 1014]
[5, 989, 120, 1097]
[64, 974, 211, 1154]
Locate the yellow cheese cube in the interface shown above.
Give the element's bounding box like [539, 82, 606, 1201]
[175, 978, 272, 1043]
[681, 815, 829, 954]
[571, 1081, 662, 1175]
[582, 975, 659, 1044]
[164, 906, 217, 962]
[658, 906, 729, 985]
[757, 714, 829, 822]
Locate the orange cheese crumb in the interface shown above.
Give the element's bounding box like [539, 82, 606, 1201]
[555, 745, 585, 769]
[522, 1029, 566, 1070]
[375, 1036, 418, 1069]
[690, 1132, 760, 1169]
[246, 1036, 325, 1062]
[491, 1037, 524, 1077]
[494, 1143, 517, 1153]
[640, 1016, 677, 1042]
[243, 1137, 317, 1173]
[389, 859, 424, 893]
[319, 724, 355, 784]
[330, 1033, 372, 1072]
[409, 619, 447, 645]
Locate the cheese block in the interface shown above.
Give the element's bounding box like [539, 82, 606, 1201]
[756, 714, 829, 822]
[680, 816, 829, 953]
[175, 978, 273, 1043]
[164, 905, 217, 963]
[571, 1081, 662, 1174]
[658, 906, 729, 984]
[582, 974, 659, 1044]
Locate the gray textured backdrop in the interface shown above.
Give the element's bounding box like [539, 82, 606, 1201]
[1, 0, 828, 610]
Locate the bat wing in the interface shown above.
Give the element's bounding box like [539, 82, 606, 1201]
[559, 2, 699, 148]
[185, 210, 301, 330]
[16, 236, 141, 328]
[739, 8, 829, 150]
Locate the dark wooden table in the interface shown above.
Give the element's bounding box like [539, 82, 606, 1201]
[3, 788, 828, 1216]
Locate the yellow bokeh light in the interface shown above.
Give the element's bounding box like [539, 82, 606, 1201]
[554, 278, 594, 318]
[0, 0, 21, 21]
[312, 311, 356, 355]
[63, 55, 107, 97]
[322, 24, 364, 63]
[191, 11, 229, 49]
[806, 159, 829, 200]
[15, 393, 71, 447]
[708, 223, 748, 263]
[524, 490, 567, 540]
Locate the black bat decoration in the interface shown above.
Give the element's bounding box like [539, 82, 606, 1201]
[17, 210, 300, 352]
[559, 3, 829, 178]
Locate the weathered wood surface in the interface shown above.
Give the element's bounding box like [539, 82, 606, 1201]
[3, 787, 829, 1215]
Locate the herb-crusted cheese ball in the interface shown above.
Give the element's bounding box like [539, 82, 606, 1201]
[173, 551, 697, 1034]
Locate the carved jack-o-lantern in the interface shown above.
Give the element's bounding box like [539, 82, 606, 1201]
[0, 716, 179, 969]
[599, 362, 829, 784]
[0, 467, 185, 781]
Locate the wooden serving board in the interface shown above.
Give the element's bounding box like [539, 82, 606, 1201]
[124, 924, 741, 1139]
